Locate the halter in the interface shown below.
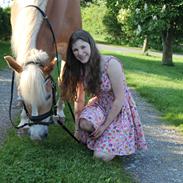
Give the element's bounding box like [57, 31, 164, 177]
[22, 75, 57, 123]
[23, 61, 57, 122]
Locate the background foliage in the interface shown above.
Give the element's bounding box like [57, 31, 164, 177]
[0, 7, 11, 41]
[81, 0, 183, 52]
[0, 1, 182, 53]
[81, 1, 108, 42]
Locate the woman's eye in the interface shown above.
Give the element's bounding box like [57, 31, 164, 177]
[73, 49, 78, 52]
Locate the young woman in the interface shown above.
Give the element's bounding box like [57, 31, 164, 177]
[60, 30, 147, 161]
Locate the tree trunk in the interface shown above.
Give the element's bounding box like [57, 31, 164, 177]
[142, 36, 148, 55]
[162, 28, 174, 66]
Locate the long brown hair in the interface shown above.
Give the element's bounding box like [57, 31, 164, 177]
[61, 30, 101, 101]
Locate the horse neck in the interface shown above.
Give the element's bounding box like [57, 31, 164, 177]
[11, 0, 48, 65]
[37, 0, 82, 61]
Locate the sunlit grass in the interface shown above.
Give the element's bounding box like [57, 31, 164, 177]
[0, 106, 132, 183]
[0, 45, 133, 182]
[0, 41, 11, 69]
[1, 40, 183, 181]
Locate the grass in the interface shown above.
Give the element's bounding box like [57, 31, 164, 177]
[0, 41, 11, 69]
[102, 50, 183, 132]
[1, 40, 182, 182]
[0, 106, 132, 183]
[0, 41, 134, 182]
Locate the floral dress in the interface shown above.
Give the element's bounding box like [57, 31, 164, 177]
[78, 56, 147, 156]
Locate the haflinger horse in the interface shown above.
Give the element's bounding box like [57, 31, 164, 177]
[4, 0, 81, 140]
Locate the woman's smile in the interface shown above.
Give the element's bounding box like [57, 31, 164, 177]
[72, 39, 91, 63]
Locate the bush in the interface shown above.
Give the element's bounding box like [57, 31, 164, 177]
[0, 7, 11, 41]
[81, 2, 109, 42]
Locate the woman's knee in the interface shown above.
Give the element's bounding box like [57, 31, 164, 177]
[94, 151, 115, 162]
[79, 119, 94, 132]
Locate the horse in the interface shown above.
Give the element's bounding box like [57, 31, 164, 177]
[4, 0, 82, 140]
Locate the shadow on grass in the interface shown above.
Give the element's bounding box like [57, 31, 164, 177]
[0, 123, 132, 183]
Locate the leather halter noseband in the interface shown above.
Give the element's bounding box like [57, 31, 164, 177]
[22, 74, 57, 123]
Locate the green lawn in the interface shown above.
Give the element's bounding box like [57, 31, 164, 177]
[0, 41, 11, 69]
[0, 107, 132, 183]
[0, 41, 134, 182]
[103, 50, 183, 132]
[1, 40, 183, 182]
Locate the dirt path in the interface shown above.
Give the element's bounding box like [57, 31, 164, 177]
[123, 90, 183, 183]
[0, 69, 19, 145]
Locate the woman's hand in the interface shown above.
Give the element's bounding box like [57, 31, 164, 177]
[74, 130, 81, 141]
[90, 124, 108, 140]
[88, 96, 98, 105]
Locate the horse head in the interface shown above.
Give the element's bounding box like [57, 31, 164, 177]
[4, 49, 57, 140]
[4, 0, 81, 140]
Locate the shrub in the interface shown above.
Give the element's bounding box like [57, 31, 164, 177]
[81, 2, 108, 42]
[0, 7, 11, 41]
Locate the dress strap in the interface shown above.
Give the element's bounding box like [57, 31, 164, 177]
[104, 56, 113, 72]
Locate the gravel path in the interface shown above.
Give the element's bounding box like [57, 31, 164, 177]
[0, 69, 19, 145]
[122, 90, 183, 183]
[97, 44, 183, 183]
[0, 68, 183, 183]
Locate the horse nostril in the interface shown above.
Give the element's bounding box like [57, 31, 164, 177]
[44, 133, 48, 138]
[45, 94, 51, 100]
[41, 132, 48, 139]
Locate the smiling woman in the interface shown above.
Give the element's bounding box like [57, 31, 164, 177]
[60, 30, 147, 161]
[72, 39, 91, 64]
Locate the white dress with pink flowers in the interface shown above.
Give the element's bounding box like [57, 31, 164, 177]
[78, 56, 147, 156]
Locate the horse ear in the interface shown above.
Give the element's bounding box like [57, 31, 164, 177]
[42, 58, 56, 75]
[4, 56, 23, 73]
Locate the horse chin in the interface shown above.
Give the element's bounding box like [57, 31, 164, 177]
[29, 125, 48, 140]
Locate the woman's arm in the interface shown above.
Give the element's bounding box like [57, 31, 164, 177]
[57, 60, 66, 118]
[74, 82, 85, 130]
[92, 58, 125, 139]
[58, 60, 66, 87]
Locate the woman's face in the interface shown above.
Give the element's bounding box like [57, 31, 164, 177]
[72, 39, 91, 64]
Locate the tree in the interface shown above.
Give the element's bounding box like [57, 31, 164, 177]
[0, 7, 11, 40]
[81, 0, 93, 6]
[103, 0, 125, 44]
[106, 0, 183, 66]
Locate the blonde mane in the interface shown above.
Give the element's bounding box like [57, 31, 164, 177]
[11, 0, 48, 65]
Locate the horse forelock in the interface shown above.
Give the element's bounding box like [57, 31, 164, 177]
[27, 49, 49, 65]
[19, 49, 50, 107]
[11, 0, 48, 65]
[20, 65, 49, 107]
